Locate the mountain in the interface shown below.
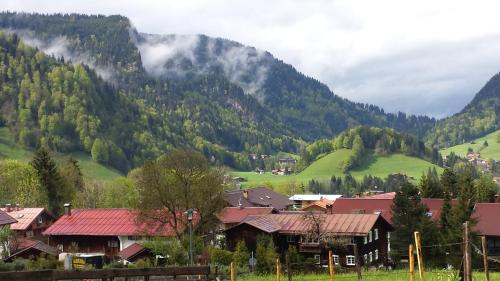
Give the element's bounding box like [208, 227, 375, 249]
[0, 12, 438, 171]
[425, 73, 500, 147]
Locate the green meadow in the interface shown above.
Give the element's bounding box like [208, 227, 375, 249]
[441, 130, 500, 160]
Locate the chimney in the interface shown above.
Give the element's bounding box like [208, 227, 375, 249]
[243, 190, 248, 199]
[326, 204, 333, 214]
[5, 203, 11, 212]
[64, 203, 71, 216]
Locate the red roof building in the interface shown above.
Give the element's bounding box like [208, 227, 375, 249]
[43, 207, 185, 258]
[217, 207, 275, 230]
[472, 203, 500, 256]
[118, 243, 154, 263]
[331, 198, 452, 224]
[224, 212, 393, 268]
[0, 207, 55, 239]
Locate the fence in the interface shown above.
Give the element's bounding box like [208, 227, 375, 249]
[0, 265, 212, 281]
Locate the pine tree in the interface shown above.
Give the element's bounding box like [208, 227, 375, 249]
[440, 168, 458, 197]
[419, 168, 443, 198]
[233, 240, 250, 268]
[31, 147, 65, 216]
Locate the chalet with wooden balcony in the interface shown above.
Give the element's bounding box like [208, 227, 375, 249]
[1, 205, 55, 240]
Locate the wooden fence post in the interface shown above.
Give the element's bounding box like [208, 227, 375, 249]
[463, 222, 472, 281]
[353, 244, 362, 281]
[276, 257, 280, 281]
[230, 262, 235, 281]
[414, 231, 424, 281]
[409, 244, 414, 281]
[482, 236, 490, 281]
[329, 250, 334, 281]
[286, 253, 292, 281]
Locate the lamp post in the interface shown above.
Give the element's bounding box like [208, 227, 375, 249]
[185, 209, 194, 265]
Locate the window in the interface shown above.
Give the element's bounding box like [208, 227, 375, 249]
[314, 254, 321, 265]
[346, 255, 356, 266]
[369, 252, 373, 263]
[363, 254, 367, 263]
[374, 228, 379, 240]
[286, 235, 296, 243]
[57, 244, 64, 252]
[108, 241, 119, 247]
[333, 255, 339, 265]
[426, 211, 433, 218]
[375, 250, 379, 261]
[369, 231, 373, 242]
[128, 236, 141, 240]
[364, 236, 368, 244]
[26, 230, 34, 238]
[37, 216, 44, 224]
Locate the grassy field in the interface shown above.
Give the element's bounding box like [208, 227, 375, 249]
[0, 127, 123, 181]
[233, 149, 442, 188]
[441, 130, 500, 160]
[236, 270, 497, 281]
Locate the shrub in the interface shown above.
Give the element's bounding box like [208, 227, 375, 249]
[209, 247, 233, 266]
[233, 240, 250, 268]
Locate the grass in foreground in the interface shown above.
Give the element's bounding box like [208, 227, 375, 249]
[441, 130, 500, 160]
[0, 127, 123, 181]
[237, 270, 497, 281]
[233, 149, 442, 188]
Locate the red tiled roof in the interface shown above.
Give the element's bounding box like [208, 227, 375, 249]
[363, 192, 396, 199]
[118, 243, 148, 261]
[43, 209, 179, 237]
[472, 203, 500, 236]
[217, 207, 274, 224]
[236, 213, 391, 236]
[0, 209, 16, 226]
[331, 198, 452, 224]
[0, 208, 52, 230]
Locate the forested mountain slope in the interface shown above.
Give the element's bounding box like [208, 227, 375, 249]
[0, 12, 441, 172]
[425, 73, 500, 147]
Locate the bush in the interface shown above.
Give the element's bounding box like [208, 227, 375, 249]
[209, 247, 232, 266]
[255, 235, 276, 274]
[233, 240, 250, 268]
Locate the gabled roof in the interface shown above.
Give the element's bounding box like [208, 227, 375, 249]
[225, 187, 292, 210]
[0, 210, 16, 226]
[301, 199, 335, 211]
[217, 207, 275, 224]
[472, 203, 500, 236]
[289, 194, 342, 201]
[7, 238, 59, 260]
[0, 208, 53, 230]
[331, 198, 452, 224]
[118, 243, 151, 261]
[232, 213, 392, 236]
[43, 209, 178, 237]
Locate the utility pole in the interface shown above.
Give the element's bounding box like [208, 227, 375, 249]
[185, 209, 194, 265]
[463, 221, 472, 281]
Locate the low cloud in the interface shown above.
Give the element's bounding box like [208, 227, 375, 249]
[6, 29, 115, 81]
[137, 33, 270, 98]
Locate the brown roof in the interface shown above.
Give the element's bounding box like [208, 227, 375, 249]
[224, 187, 292, 210]
[472, 203, 500, 236]
[331, 198, 453, 224]
[217, 207, 275, 224]
[118, 243, 151, 261]
[0, 209, 16, 226]
[8, 238, 59, 260]
[301, 198, 335, 211]
[235, 213, 392, 236]
[0, 208, 53, 230]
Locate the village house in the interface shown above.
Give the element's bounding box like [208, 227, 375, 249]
[0, 205, 55, 239]
[300, 198, 335, 213]
[289, 194, 343, 209]
[278, 157, 297, 166]
[43, 205, 181, 259]
[224, 213, 393, 267]
[472, 203, 500, 256]
[217, 207, 275, 231]
[224, 187, 293, 210]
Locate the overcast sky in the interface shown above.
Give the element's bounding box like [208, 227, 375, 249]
[3, 0, 500, 117]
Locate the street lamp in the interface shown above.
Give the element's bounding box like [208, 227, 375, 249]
[185, 209, 194, 265]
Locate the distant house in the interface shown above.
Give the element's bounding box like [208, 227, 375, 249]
[300, 198, 335, 213]
[289, 194, 343, 209]
[118, 243, 155, 264]
[43, 205, 183, 258]
[224, 187, 293, 210]
[331, 198, 453, 225]
[472, 203, 500, 256]
[224, 213, 393, 267]
[5, 238, 59, 261]
[217, 207, 275, 230]
[0, 206, 55, 239]
[278, 158, 297, 166]
[363, 192, 396, 200]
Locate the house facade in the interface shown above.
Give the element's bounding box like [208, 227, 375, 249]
[224, 213, 393, 267]
[0, 206, 55, 239]
[43, 206, 179, 259]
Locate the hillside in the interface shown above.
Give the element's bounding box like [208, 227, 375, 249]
[0, 128, 122, 181]
[441, 130, 500, 160]
[0, 12, 438, 173]
[233, 149, 442, 187]
[425, 73, 500, 147]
